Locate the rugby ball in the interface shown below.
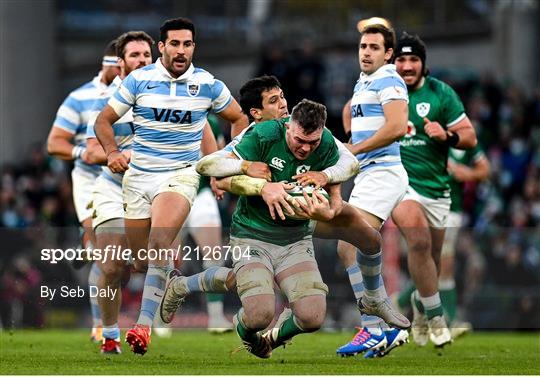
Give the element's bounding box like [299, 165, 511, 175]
[284, 183, 329, 220]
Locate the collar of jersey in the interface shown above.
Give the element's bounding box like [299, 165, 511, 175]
[111, 75, 123, 88]
[93, 71, 108, 90]
[155, 58, 195, 81]
[359, 63, 397, 82]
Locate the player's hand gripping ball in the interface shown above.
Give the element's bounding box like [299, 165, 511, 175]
[284, 182, 329, 220]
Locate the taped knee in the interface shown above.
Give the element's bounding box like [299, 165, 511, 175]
[280, 271, 329, 303]
[236, 267, 274, 299]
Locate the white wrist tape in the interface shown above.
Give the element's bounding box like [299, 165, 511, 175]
[71, 145, 86, 160]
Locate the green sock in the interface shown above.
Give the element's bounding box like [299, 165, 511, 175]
[235, 313, 259, 345]
[425, 305, 444, 320]
[207, 293, 223, 303]
[277, 315, 305, 343]
[398, 283, 416, 310]
[440, 287, 457, 324]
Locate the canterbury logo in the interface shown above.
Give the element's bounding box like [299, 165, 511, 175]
[270, 157, 285, 171]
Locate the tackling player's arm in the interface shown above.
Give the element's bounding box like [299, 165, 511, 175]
[94, 105, 127, 173]
[347, 99, 408, 155]
[47, 127, 89, 162]
[196, 152, 271, 181]
[215, 98, 249, 138]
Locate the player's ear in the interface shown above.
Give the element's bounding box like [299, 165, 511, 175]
[250, 108, 262, 122]
[158, 41, 165, 54]
[385, 47, 393, 62]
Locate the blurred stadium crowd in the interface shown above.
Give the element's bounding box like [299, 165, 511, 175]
[1, 56, 538, 330]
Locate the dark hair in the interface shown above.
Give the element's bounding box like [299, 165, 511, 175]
[239, 75, 282, 121]
[394, 32, 428, 75]
[103, 39, 118, 56]
[115, 31, 154, 59]
[159, 17, 195, 43]
[290, 99, 327, 134]
[361, 24, 396, 52]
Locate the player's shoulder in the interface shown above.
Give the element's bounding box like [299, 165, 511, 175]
[68, 79, 103, 100]
[192, 67, 218, 84]
[425, 76, 454, 94]
[249, 118, 286, 142]
[128, 63, 159, 81]
[370, 65, 406, 90]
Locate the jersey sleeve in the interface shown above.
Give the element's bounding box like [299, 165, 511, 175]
[108, 73, 137, 118]
[52, 94, 82, 134]
[210, 79, 233, 113]
[441, 83, 466, 128]
[233, 127, 263, 161]
[378, 76, 408, 105]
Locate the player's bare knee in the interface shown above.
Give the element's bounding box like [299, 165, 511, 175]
[293, 300, 326, 331]
[362, 227, 382, 254]
[409, 237, 431, 255]
[243, 300, 275, 330]
[100, 262, 124, 283]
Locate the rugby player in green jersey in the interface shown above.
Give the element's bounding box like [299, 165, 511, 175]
[391, 32, 477, 347]
[204, 99, 344, 358]
[442, 145, 490, 337]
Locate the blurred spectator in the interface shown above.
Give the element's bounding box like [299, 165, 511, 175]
[0, 255, 44, 328]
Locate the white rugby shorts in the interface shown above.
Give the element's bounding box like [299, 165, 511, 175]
[122, 165, 200, 219]
[400, 185, 451, 228]
[71, 166, 99, 222]
[348, 164, 409, 221]
[92, 175, 124, 229]
[184, 188, 221, 229]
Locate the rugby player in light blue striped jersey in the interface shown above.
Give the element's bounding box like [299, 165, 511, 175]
[47, 39, 120, 344]
[94, 17, 248, 355]
[337, 23, 411, 357]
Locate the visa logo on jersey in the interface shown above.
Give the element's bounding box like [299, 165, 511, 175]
[152, 108, 192, 123]
[351, 104, 363, 118]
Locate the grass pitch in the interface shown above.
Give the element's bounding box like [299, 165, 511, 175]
[1, 329, 539, 375]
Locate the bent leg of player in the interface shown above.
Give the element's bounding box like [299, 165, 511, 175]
[260, 240, 328, 352]
[125, 167, 199, 355]
[228, 238, 278, 358]
[186, 190, 232, 333]
[234, 264, 275, 358]
[160, 265, 232, 324]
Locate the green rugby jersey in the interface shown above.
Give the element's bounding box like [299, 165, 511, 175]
[231, 118, 339, 245]
[448, 144, 485, 212]
[399, 76, 466, 199]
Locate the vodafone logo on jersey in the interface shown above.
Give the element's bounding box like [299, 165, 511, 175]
[405, 121, 416, 138]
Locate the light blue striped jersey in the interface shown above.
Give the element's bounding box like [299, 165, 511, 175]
[52, 73, 108, 175]
[108, 59, 232, 172]
[350, 64, 408, 169]
[87, 76, 134, 186]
